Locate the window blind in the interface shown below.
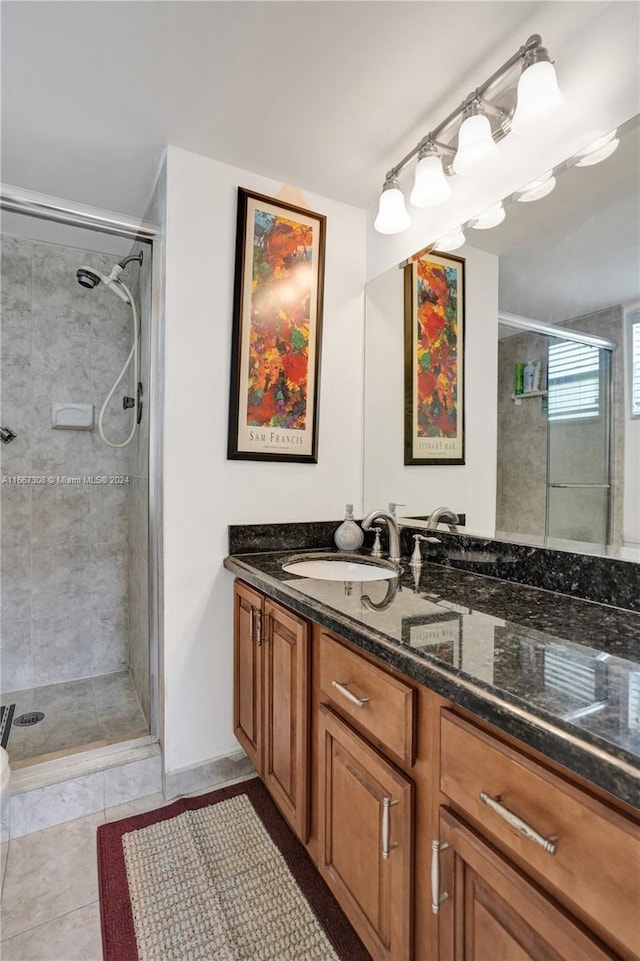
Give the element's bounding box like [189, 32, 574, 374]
[547, 340, 601, 422]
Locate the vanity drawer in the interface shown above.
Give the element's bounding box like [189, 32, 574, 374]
[318, 632, 415, 765]
[440, 710, 640, 959]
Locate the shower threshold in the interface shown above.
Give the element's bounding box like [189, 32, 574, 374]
[1, 671, 149, 768]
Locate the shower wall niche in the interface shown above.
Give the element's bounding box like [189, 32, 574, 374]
[0, 229, 151, 763]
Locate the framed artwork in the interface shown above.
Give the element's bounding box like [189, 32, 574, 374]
[228, 188, 326, 462]
[404, 250, 465, 465]
[401, 612, 462, 667]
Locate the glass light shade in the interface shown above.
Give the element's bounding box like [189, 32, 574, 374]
[511, 60, 564, 136]
[410, 154, 452, 208]
[436, 228, 465, 251]
[575, 131, 619, 167]
[374, 182, 411, 234]
[516, 172, 556, 202]
[471, 202, 505, 230]
[452, 114, 499, 175]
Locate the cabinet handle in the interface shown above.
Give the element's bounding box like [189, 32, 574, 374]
[480, 793, 557, 855]
[255, 610, 263, 646]
[331, 680, 369, 708]
[430, 840, 450, 914]
[249, 605, 255, 642]
[382, 797, 399, 859]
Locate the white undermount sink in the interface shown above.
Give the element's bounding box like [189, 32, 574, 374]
[282, 553, 398, 582]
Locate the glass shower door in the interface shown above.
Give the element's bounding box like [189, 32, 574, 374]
[546, 338, 612, 544]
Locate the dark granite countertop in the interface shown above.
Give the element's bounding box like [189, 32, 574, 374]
[224, 549, 640, 810]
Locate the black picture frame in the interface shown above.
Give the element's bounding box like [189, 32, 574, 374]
[404, 250, 465, 465]
[228, 187, 326, 463]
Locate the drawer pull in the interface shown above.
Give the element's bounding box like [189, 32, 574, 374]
[430, 840, 449, 914]
[382, 797, 399, 859]
[332, 680, 369, 708]
[480, 792, 557, 855]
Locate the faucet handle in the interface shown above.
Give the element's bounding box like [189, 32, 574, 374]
[411, 534, 425, 566]
[370, 527, 384, 557]
[411, 533, 440, 566]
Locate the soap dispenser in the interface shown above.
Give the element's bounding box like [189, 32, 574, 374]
[334, 504, 364, 552]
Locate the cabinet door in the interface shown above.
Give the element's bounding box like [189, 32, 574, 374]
[233, 581, 264, 774]
[318, 705, 413, 961]
[263, 598, 310, 842]
[437, 807, 617, 961]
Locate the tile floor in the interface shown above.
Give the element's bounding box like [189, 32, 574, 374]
[2, 671, 148, 765]
[0, 791, 167, 960]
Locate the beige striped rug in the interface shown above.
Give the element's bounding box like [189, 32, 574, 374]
[122, 793, 339, 961]
[98, 778, 371, 961]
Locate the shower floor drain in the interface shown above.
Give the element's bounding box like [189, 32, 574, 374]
[14, 711, 45, 727]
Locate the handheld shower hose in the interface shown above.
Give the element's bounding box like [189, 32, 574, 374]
[76, 257, 142, 449]
[98, 276, 140, 449]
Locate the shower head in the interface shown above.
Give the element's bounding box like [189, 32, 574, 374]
[76, 267, 103, 289]
[76, 265, 131, 305]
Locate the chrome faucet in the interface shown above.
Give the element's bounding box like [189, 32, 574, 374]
[426, 506, 459, 533]
[361, 576, 401, 611]
[361, 509, 402, 563]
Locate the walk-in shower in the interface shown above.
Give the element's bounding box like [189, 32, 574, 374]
[0, 186, 160, 774]
[77, 251, 143, 449]
[497, 312, 616, 546]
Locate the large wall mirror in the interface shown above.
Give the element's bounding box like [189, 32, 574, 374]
[364, 114, 640, 558]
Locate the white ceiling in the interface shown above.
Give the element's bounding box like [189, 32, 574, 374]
[0, 0, 611, 218]
[3, 0, 637, 324]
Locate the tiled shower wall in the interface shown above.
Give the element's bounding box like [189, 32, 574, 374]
[496, 329, 548, 538]
[0, 235, 136, 691]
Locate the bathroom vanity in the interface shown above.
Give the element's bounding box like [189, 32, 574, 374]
[224, 547, 640, 961]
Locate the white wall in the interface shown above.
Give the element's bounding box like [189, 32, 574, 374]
[163, 146, 366, 774]
[367, 1, 640, 280]
[364, 245, 498, 533]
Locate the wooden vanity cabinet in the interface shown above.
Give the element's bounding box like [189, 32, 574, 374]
[233, 581, 310, 841]
[314, 629, 421, 961]
[233, 578, 639, 961]
[317, 704, 413, 961]
[233, 581, 264, 773]
[436, 808, 617, 961]
[438, 710, 640, 961]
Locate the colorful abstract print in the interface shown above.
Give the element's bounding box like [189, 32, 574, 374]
[246, 210, 313, 429]
[416, 259, 458, 438]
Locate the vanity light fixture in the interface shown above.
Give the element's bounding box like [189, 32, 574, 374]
[510, 45, 565, 136]
[436, 227, 466, 251]
[374, 34, 563, 235]
[515, 171, 556, 202]
[452, 101, 500, 175]
[373, 176, 411, 234]
[409, 143, 452, 208]
[575, 130, 619, 167]
[471, 201, 506, 229]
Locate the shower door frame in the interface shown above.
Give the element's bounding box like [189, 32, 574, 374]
[0, 183, 164, 747]
[498, 311, 616, 546]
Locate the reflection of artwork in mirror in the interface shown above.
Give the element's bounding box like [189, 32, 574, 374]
[404, 252, 465, 465]
[228, 188, 326, 463]
[401, 612, 462, 666]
